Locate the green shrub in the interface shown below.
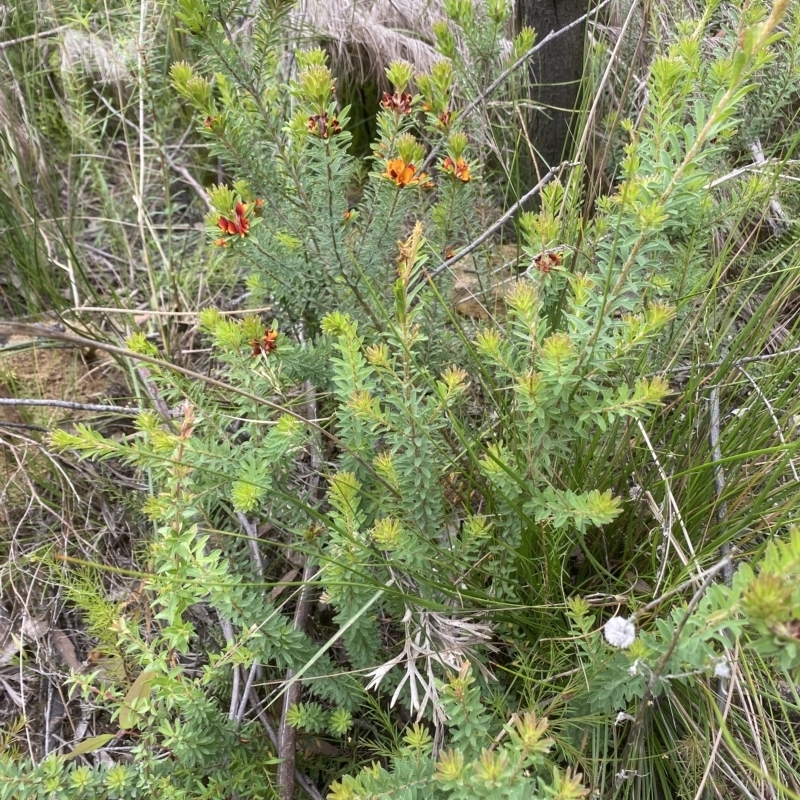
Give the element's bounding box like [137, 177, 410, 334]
[5, 0, 800, 798]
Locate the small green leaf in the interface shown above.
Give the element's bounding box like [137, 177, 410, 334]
[63, 733, 116, 761]
[119, 670, 156, 730]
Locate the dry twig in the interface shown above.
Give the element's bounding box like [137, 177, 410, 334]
[616, 562, 732, 781]
[0, 398, 141, 414]
[0, 322, 377, 469]
[428, 162, 570, 279]
[0, 25, 71, 51]
[276, 381, 321, 800]
[636, 420, 700, 579]
[247, 688, 325, 800]
[735, 365, 799, 482]
[708, 386, 733, 585]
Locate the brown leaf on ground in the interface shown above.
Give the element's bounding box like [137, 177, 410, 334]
[51, 628, 82, 672]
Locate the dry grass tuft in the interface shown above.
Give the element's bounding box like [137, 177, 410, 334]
[59, 28, 135, 94]
[290, 0, 442, 81]
[289, 0, 511, 84]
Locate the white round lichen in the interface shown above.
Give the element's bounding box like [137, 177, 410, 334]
[604, 616, 637, 649]
[713, 658, 731, 679]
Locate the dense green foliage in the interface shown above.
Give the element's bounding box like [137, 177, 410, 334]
[2, 0, 800, 798]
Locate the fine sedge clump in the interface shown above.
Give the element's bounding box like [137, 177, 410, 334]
[9, 0, 800, 798]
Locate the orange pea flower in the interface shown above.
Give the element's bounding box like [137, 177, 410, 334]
[442, 156, 471, 182]
[250, 328, 278, 357]
[381, 158, 433, 189]
[217, 202, 250, 238]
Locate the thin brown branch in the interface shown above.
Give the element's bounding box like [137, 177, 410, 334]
[277, 381, 322, 800]
[690, 644, 739, 800]
[646, 343, 800, 377]
[634, 553, 736, 619]
[237, 512, 266, 579]
[709, 380, 736, 734]
[70, 306, 275, 317]
[0, 25, 71, 51]
[0, 398, 141, 414]
[219, 615, 241, 722]
[709, 385, 733, 584]
[234, 512, 266, 725]
[0, 322, 389, 487]
[276, 560, 319, 800]
[736, 365, 799, 482]
[248, 688, 325, 800]
[0, 421, 49, 432]
[615, 563, 731, 784]
[428, 162, 569, 280]
[235, 664, 258, 725]
[92, 91, 211, 209]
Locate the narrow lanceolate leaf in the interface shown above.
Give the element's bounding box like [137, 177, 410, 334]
[62, 733, 116, 760]
[119, 670, 157, 730]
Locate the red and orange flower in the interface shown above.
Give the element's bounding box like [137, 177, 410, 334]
[381, 91, 413, 114]
[532, 250, 563, 273]
[381, 158, 433, 189]
[214, 200, 263, 245]
[441, 156, 471, 182]
[307, 111, 342, 139]
[218, 202, 250, 237]
[250, 328, 278, 357]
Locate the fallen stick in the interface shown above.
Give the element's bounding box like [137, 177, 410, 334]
[0, 398, 141, 414]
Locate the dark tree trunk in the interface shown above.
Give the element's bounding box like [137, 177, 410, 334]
[515, 0, 589, 185]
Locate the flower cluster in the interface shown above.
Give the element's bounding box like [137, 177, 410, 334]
[213, 199, 263, 246]
[219, 202, 249, 237]
[442, 156, 471, 182]
[381, 158, 433, 189]
[381, 90, 413, 114]
[532, 250, 563, 273]
[307, 111, 341, 138]
[250, 328, 278, 357]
